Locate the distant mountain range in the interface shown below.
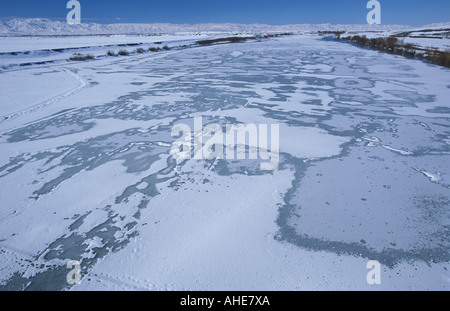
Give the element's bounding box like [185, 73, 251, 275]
[3, 18, 444, 35]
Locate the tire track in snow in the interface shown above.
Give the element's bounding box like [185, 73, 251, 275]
[0, 68, 88, 124]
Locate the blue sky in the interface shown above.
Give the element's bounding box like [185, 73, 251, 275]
[1, 0, 449, 26]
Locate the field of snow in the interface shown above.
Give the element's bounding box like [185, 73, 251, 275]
[0, 35, 208, 53]
[0, 33, 449, 290]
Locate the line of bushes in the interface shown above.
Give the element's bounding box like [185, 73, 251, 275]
[68, 53, 94, 61]
[149, 45, 169, 52]
[342, 35, 450, 68]
[196, 36, 258, 45]
[118, 50, 129, 56]
[196, 33, 293, 46]
[105, 45, 171, 57]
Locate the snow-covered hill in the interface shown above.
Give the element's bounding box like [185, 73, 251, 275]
[0, 18, 416, 35]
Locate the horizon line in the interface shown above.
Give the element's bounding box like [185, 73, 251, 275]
[1, 16, 450, 28]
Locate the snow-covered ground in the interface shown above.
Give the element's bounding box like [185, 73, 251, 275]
[0, 34, 214, 72]
[0, 35, 208, 53]
[0, 31, 449, 290]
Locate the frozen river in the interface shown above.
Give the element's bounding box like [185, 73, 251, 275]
[0, 35, 449, 290]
